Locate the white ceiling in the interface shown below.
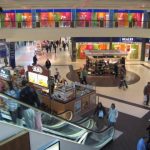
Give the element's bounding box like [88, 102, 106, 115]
[0, 0, 150, 10]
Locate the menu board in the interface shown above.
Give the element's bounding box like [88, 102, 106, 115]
[28, 72, 38, 84]
[37, 74, 48, 88]
[28, 71, 48, 88]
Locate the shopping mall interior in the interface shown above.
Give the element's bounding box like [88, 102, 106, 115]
[0, 0, 150, 150]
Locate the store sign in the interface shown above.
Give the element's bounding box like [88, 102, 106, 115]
[0, 68, 11, 81]
[121, 38, 134, 43]
[32, 66, 43, 74]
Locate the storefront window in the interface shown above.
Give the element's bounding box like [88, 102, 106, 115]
[77, 42, 110, 59]
[128, 13, 143, 28]
[22, 13, 32, 28]
[112, 42, 141, 60]
[114, 12, 129, 27]
[40, 12, 49, 27]
[93, 12, 109, 27]
[76, 12, 92, 27]
[54, 12, 71, 27]
[4, 13, 16, 28]
[145, 43, 150, 61]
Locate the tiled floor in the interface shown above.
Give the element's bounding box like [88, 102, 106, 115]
[15, 45, 150, 150]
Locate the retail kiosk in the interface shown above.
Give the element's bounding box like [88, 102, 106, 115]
[27, 65, 96, 117]
[85, 50, 127, 75]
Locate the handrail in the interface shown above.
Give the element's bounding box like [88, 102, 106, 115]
[0, 92, 113, 134]
[0, 19, 149, 29]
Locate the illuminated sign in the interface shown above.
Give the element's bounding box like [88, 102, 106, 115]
[121, 38, 134, 43]
[32, 66, 43, 74]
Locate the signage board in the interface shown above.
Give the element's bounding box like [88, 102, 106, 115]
[0, 68, 11, 81]
[28, 65, 49, 88]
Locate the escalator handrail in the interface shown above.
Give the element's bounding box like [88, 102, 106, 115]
[0, 92, 115, 134]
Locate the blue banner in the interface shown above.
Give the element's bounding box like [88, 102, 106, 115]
[0, 39, 7, 58]
[9, 42, 16, 69]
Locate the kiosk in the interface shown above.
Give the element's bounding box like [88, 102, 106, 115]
[27, 65, 96, 118]
[85, 50, 127, 75]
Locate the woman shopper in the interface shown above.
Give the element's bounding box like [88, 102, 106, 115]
[45, 59, 51, 70]
[94, 102, 106, 129]
[108, 103, 118, 127]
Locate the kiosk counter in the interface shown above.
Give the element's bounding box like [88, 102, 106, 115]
[27, 65, 96, 117]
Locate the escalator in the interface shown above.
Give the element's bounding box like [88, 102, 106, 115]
[0, 93, 115, 149]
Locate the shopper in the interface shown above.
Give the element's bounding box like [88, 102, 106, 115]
[33, 54, 38, 65]
[53, 43, 57, 53]
[45, 59, 51, 70]
[137, 138, 146, 150]
[108, 103, 118, 127]
[20, 80, 40, 129]
[119, 65, 128, 89]
[114, 63, 118, 79]
[143, 82, 150, 106]
[94, 102, 106, 129]
[82, 68, 88, 84]
[4, 57, 8, 67]
[4, 82, 18, 124]
[54, 68, 61, 83]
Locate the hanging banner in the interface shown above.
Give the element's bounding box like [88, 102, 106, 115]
[9, 42, 16, 68]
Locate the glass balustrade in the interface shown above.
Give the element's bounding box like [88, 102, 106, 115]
[0, 20, 149, 29]
[0, 93, 115, 149]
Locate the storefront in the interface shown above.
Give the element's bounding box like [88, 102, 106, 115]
[35, 9, 54, 27]
[54, 9, 72, 27]
[76, 42, 110, 59]
[3, 10, 16, 28]
[112, 37, 142, 60]
[93, 9, 109, 27]
[113, 10, 144, 28]
[145, 39, 150, 61]
[76, 9, 92, 27]
[16, 10, 32, 28]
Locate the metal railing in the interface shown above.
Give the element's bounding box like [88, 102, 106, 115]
[0, 20, 150, 29]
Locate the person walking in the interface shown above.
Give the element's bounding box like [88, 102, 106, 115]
[45, 59, 51, 70]
[53, 43, 57, 53]
[114, 63, 118, 79]
[54, 68, 61, 83]
[33, 54, 37, 65]
[143, 82, 150, 106]
[82, 68, 88, 84]
[94, 102, 106, 130]
[108, 103, 118, 127]
[119, 65, 128, 89]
